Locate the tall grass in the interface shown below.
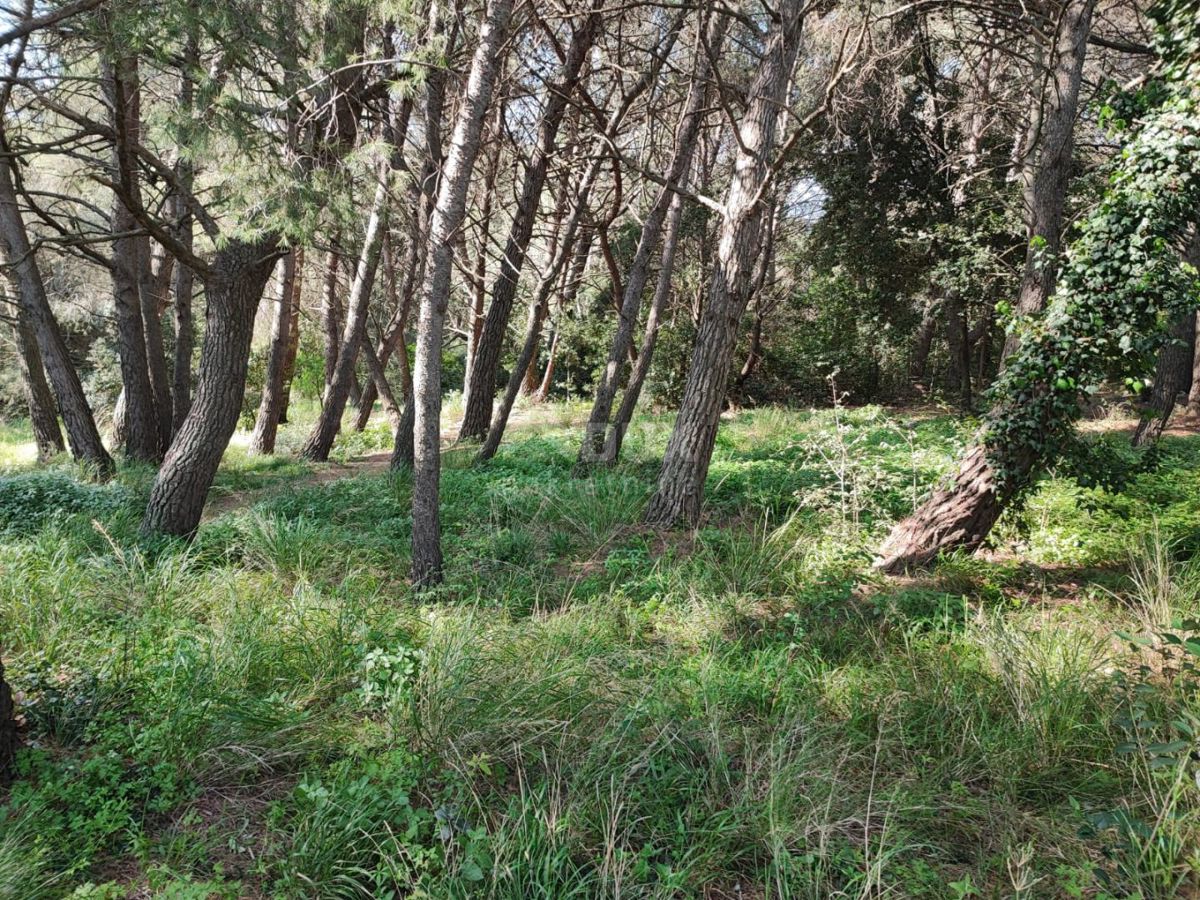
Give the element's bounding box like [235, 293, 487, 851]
[3, 405, 1200, 894]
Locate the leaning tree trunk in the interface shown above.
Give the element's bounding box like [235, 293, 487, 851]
[249, 250, 298, 454]
[477, 196, 584, 461]
[1001, 0, 1096, 361]
[410, 0, 512, 586]
[1133, 310, 1195, 447]
[876, 41, 1200, 574]
[301, 171, 390, 461]
[603, 190, 686, 463]
[457, 5, 600, 441]
[141, 237, 280, 537]
[645, 0, 806, 527]
[0, 142, 112, 476]
[0, 656, 14, 784]
[8, 277, 64, 460]
[579, 13, 724, 464]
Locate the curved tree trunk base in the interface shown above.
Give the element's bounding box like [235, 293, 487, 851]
[874, 444, 1003, 574]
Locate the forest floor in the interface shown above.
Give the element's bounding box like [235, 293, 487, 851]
[4, 399, 1200, 898]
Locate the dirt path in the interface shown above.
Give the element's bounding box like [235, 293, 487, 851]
[202, 405, 585, 521]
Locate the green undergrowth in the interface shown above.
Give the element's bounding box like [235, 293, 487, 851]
[3, 403, 1200, 897]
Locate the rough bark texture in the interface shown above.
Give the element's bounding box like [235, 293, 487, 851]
[249, 250, 298, 454]
[410, 0, 512, 586]
[301, 171, 390, 461]
[142, 238, 280, 537]
[1133, 310, 1196, 447]
[0, 657, 15, 784]
[0, 142, 112, 476]
[9, 278, 64, 460]
[875, 444, 1005, 573]
[1001, 0, 1096, 360]
[457, 7, 600, 441]
[644, 1, 805, 526]
[579, 15, 723, 464]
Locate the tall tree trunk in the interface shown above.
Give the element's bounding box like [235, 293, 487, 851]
[320, 243, 342, 393]
[533, 330, 559, 401]
[8, 282, 63, 460]
[249, 249, 298, 454]
[278, 247, 304, 424]
[301, 169, 390, 461]
[140, 242, 175, 453]
[142, 237, 280, 536]
[457, 6, 601, 441]
[909, 299, 937, 387]
[465, 121, 500, 388]
[603, 190, 686, 463]
[477, 188, 585, 461]
[1001, 0, 1097, 361]
[945, 290, 972, 409]
[172, 32, 197, 435]
[1133, 310, 1195, 447]
[0, 139, 112, 476]
[105, 54, 162, 462]
[645, 1, 806, 526]
[411, 0, 512, 586]
[579, 14, 724, 464]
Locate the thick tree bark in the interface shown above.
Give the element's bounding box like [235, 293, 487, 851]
[278, 247, 304, 424]
[579, 14, 724, 464]
[301, 170, 390, 461]
[457, 7, 601, 441]
[410, 0, 512, 586]
[248, 250, 298, 454]
[9, 286, 63, 460]
[1132, 310, 1195, 447]
[645, 1, 805, 526]
[1001, 0, 1097, 361]
[0, 141, 112, 476]
[141, 237, 280, 537]
[876, 443, 1007, 573]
